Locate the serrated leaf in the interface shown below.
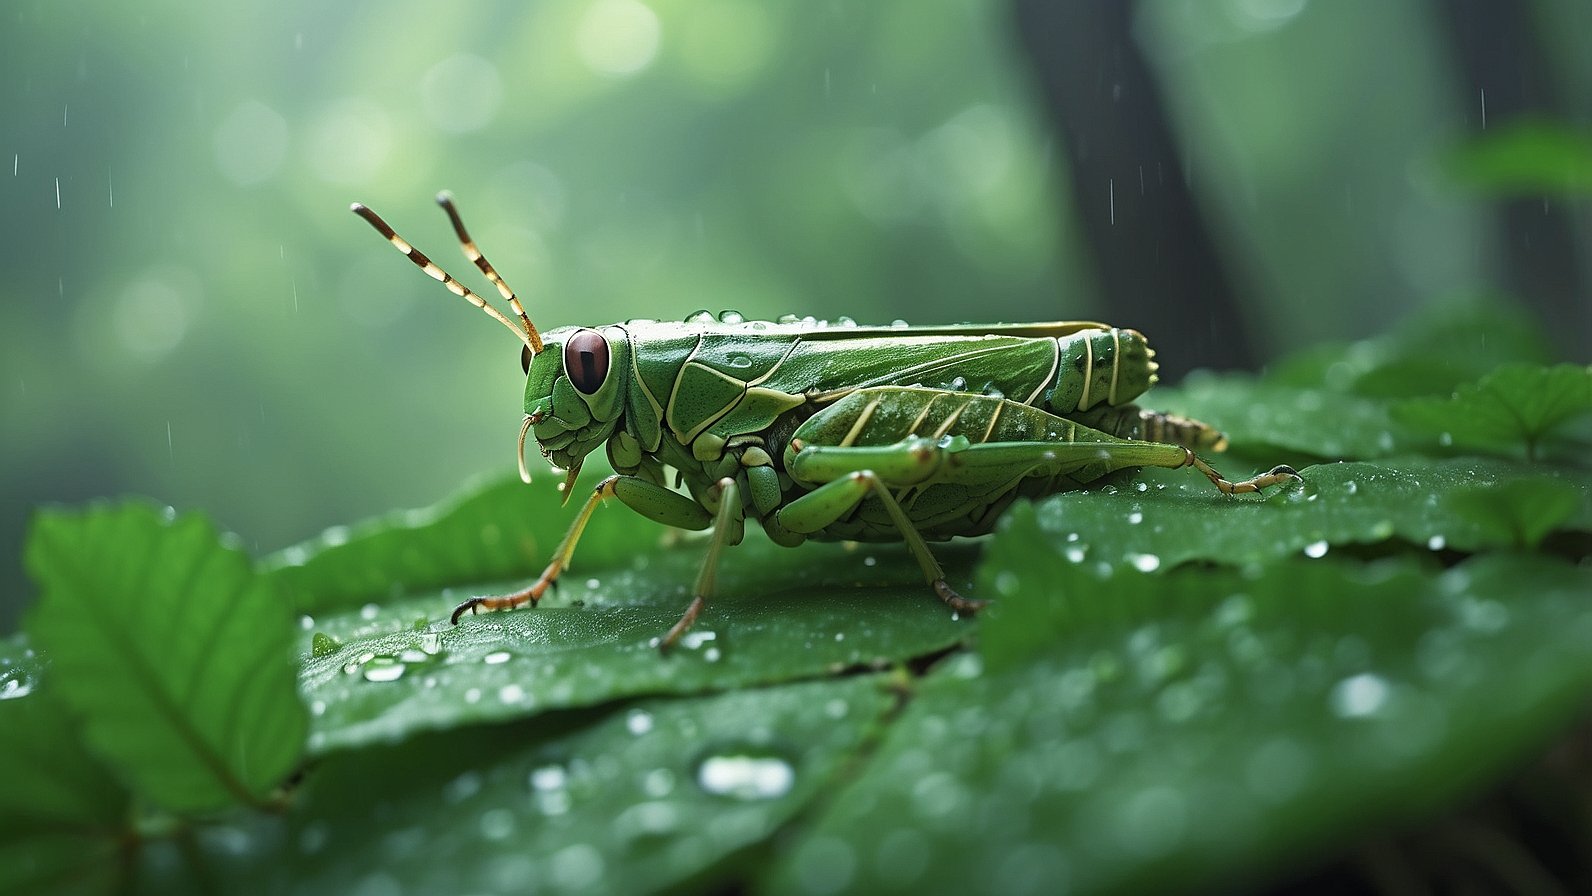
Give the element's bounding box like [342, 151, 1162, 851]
[1013, 457, 1588, 574]
[0, 636, 130, 896]
[772, 554, 1592, 896]
[264, 475, 635, 615]
[1392, 363, 1592, 461]
[24, 503, 308, 813]
[162, 677, 895, 895]
[297, 531, 972, 754]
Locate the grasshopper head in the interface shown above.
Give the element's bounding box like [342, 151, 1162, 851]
[522, 325, 630, 485]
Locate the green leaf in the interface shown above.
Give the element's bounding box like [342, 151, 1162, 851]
[1155, 372, 1413, 460]
[1392, 363, 1592, 460]
[0, 637, 130, 896]
[1013, 457, 1588, 574]
[264, 475, 627, 615]
[771, 553, 1592, 895]
[298, 531, 972, 754]
[165, 677, 896, 895]
[1267, 302, 1554, 398]
[24, 502, 308, 813]
[1441, 477, 1584, 550]
[1442, 118, 1592, 197]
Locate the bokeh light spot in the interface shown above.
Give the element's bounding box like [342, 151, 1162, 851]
[577, 0, 662, 77]
[421, 54, 504, 134]
[308, 98, 392, 184]
[213, 101, 288, 186]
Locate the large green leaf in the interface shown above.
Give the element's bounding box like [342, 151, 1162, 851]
[1019, 457, 1589, 573]
[770, 552, 1592, 896]
[159, 677, 896, 895]
[297, 529, 973, 754]
[0, 636, 129, 896]
[24, 503, 307, 813]
[264, 475, 635, 615]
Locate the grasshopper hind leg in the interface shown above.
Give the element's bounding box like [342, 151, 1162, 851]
[771, 469, 985, 617]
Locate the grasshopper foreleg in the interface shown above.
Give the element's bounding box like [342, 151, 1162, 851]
[451, 475, 625, 623]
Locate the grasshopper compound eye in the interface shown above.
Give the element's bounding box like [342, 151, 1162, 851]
[522, 343, 533, 375]
[563, 328, 609, 394]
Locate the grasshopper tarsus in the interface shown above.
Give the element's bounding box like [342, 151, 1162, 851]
[933, 580, 987, 615]
[658, 596, 708, 655]
[449, 598, 483, 626]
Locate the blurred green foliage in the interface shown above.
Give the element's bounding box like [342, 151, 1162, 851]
[6, 0, 1591, 628]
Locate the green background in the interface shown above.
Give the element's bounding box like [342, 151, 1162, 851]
[2, 0, 1589, 627]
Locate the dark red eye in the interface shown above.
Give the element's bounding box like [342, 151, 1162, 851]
[563, 328, 609, 394]
[521, 344, 533, 375]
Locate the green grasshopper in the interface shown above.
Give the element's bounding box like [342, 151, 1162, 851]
[352, 194, 1300, 650]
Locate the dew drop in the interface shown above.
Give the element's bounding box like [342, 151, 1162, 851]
[478, 808, 515, 840]
[1427, 534, 1446, 551]
[680, 630, 717, 651]
[1127, 552, 1161, 572]
[1303, 540, 1329, 559]
[498, 683, 527, 703]
[640, 767, 676, 798]
[1330, 672, 1390, 718]
[530, 764, 567, 792]
[443, 770, 482, 803]
[1064, 545, 1087, 563]
[725, 352, 754, 369]
[418, 631, 443, 655]
[311, 632, 339, 658]
[696, 751, 795, 800]
[362, 657, 405, 682]
[549, 842, 605, 890]
[1127, 511, 1143, 525]
[626, 709, 655, 735]
[483, 650, 512, 665]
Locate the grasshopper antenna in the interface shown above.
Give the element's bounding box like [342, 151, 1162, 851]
[435, 192, 543, 354]
[350, 200, 542, 354]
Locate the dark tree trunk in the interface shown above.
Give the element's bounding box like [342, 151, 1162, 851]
[1009, 0, 1256, 378]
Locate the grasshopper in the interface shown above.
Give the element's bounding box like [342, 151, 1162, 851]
[352, 194, 1300, 650]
